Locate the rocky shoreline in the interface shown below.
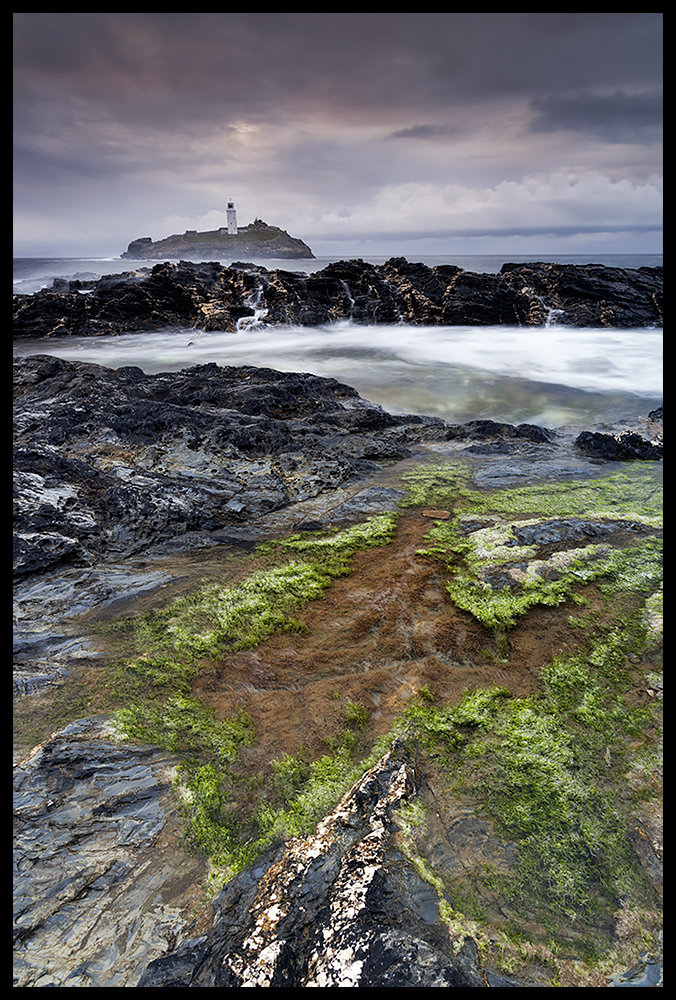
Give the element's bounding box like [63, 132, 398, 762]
[13, 354, 662, 587]
[13, 258, 663, 338]
[13, 267, 662, 987]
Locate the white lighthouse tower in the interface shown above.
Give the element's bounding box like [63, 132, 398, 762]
[226, 199, 238, 235]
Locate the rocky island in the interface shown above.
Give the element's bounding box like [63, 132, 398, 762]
[13, 262, 662, 987]
[120, 217, 314, 261]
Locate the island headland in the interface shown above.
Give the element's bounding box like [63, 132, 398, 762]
[121, 216, 314, 261]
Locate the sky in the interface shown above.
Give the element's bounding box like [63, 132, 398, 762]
[13, 13, 662, 259]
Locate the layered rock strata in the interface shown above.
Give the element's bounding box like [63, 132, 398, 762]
[13, 717, 205, 987]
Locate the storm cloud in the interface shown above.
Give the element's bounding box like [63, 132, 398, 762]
[13, 13, 662, 256]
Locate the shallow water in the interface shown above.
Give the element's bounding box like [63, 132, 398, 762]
[13, 319, 663, 430]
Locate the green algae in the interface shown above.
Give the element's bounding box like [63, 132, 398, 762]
[104, 462, 661, 972]
[113, 512, 398, 665]
[109, 513, 399, 889]
[390, 613, 661, 974]
[406, 462, 662, 635]
[113, 696, 254, 765]
[447, 535, 661, 633]
[180, 733, 395, 894]
[485, 698, 646, 922]
[112, 653, 197, 698]
[401, 461, 662, 527]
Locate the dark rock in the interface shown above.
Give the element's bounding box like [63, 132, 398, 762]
[137, 743, 488, 987]
[13, 259, 663, 338]
[13, 355, 556, 580]
[509, 518, 648, 547]
[457, 420, 554, 443]
[575, 429, 663, 461]
[499, 261, 663, 328]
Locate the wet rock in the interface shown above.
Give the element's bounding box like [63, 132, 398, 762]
[13, 355, 555, 580]
[575, 429, 663, 461]
[13, 354, 662, 700]
[137, 742, 488, 987]
[509, 517, 646, 547]
[10, 354, 547, 701]
[12, 561, 176, 700]
[13, 718, 205, 987]
[12, 258, 663, 337]
[606, 931, 663, 987]
[499, 260, 663, 328]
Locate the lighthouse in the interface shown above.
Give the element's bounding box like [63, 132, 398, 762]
[226, 200, 238, 235]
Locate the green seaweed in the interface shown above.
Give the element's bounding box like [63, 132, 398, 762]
[407, 463, 662, 635]
[113, 696, 254, 765]
[113, 512, 398, 666]
[402, 462, 662, 527]
[393, 604, 660, 933]
[110, 513, 400, 890]
[104, 463, 660, 968]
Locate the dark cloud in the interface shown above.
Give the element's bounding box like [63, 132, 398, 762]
[387, 124, 463, 141]
[530, 90, 663, 144]
[13, 13, 662, 256]
[14, 13, 662, 124]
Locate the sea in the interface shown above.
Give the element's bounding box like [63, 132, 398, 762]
[13, 252, 663, 432]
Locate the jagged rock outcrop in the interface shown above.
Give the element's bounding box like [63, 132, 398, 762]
[137, 742, 488, 987]
[13, 354, 555, 580]
[575, 428, 663, 461]
[12, 258, 663, 338]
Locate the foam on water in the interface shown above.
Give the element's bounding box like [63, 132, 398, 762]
[13, 319, 662, 430]
[13, 253, 662, 429]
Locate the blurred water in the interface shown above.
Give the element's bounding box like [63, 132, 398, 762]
[13, 319, 662, 430]
[13, 254, 662, 429]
